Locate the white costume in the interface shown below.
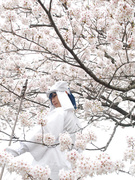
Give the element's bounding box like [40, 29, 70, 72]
[6, 81, 80, 180]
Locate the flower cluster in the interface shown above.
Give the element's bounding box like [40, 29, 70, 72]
[0, 150, 14, 166]
[123, 136, 135, 163]
[129, 164, 135, 176]
[36, 133, 55, 146]
[126, 136, 135, 148]
[75, 130, 97, 150]
[7, 159, 31, 176]
[59, 169, 77, 180]
[95, 153, 116, 175]
[77, 155, 94, 177]
[75, 132, 88, 150]
[31, 165, 51, 180]
[84, 99, 103, 115]
[1, 93, 11, 104]
[114, 1, 134, 23]
[85, 130, 97, 142]
[114, 160, 124, 172]
[0, 150, 125, 179]
[19, 111, 33, 127]
[127, 36, 135, 49]
[66, 149, 79, 168]
[59, 132, 73, 151]
[0, 150, 51, 180]
[43, 133, 55, 146]
[36, 111, 48, 126]
[123, 149, 135, 163]
[66, 152, 124, 179]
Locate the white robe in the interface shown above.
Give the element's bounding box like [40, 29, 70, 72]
[6, 107, 80, 180]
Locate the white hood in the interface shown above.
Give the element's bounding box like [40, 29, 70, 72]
[47, 81, 74, 111]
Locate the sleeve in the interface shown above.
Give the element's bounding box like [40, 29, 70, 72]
[64, 110, 81, 134]
[44, 113, 65, 140]
[63, 110, 81, 145]
[23, 109, 65, 161]
[5, 142, 29, 157]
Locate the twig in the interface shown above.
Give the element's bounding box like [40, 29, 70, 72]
[102, 123, 118, 151]
[0, 79, 28, 180]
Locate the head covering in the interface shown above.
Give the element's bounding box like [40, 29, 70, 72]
[47, 81, 76, 111]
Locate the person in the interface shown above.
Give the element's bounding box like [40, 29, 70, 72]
[6, 81, 80, 180]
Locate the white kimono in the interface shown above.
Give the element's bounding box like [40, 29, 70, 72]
[6, 107, 80, 180]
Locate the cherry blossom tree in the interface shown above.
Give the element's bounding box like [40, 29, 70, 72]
[0, 0, 135, 179]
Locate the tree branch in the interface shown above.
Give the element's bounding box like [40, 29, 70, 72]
[37, 0, 134, 93]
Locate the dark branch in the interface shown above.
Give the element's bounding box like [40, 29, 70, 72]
[37, 0, 135, 93]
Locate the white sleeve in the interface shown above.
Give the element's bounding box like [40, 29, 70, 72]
[44, 113, 64, 139]
[23, 109, 65, 161]
[63, 110, 81, 145]
[5, 142, 29, 157]
[64, 110, 81, 133]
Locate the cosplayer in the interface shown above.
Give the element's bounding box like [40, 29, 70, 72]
[6, 81, 80, 180]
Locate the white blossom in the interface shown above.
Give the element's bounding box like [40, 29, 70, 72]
[36, 133, 55, 146]
[59, 169, 77, 180]
[75, 132, 87, 150]
[126, 136, 135, 148]
[37, 111, 48, 126]
[66, 149, 79, 167]
[0, 150, 51, 179]
[77, 155, 94, 177]
[129, 164, 135, 176]
[19, 111, 33, 127]
[59, 132, 73, 151]
[124, 149, 135, 162]
[0, 150, 14, 166]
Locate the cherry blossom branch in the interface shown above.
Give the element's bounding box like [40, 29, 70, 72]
[37, 0, 135, 92]
[86, 124, 118, 152]
[1, 29, 81, 68]
[102, 123, 118, 151]
[101, 95, 135, 121]
[0, 83, 49, 108]
[0, 79, 28, 180]
[9, 79, 28, 146]
[30, 24, 52, 28]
